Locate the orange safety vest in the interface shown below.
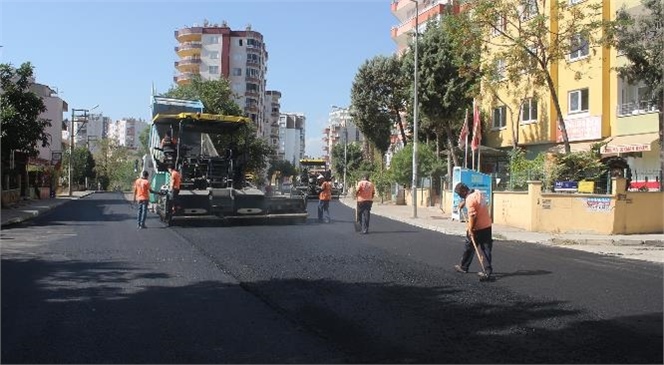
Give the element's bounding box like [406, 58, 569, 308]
[319, 181, 332, 201]
[134, 178, 150, 201]
[170, 170, 181, 190]
[356, 180, 374, 202]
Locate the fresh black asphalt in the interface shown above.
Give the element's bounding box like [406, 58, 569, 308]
[2, 192, 662, 363]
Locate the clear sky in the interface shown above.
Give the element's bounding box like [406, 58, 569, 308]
[0, 0, 398, 157]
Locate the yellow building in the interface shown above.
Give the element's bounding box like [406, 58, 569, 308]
[480, 0, 660, 189]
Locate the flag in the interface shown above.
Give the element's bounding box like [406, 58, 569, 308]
[458, 110, 469, 149]
[471, 98, 482, 152]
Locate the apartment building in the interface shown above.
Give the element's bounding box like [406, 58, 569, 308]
[107, 118, 148, 150]
[264, 90, 282, 154]
[30, 83, 68, 166]
[278, 113, 306, 166]
[390, 0, 458, 54]
[478, 0, 660, 187]
[322, 108, 364, 165]
[174, 21, 269, 137]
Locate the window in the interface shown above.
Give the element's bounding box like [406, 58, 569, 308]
[491, 15, 506, 36]
[246, 68, 260, 78]
[520, 0, 537, 21]
[569, 33, 589, 61]
[209, 51, 218, 59]
[232, 68, 242, 76]
[207, 36, 219, 44]
[247, 54, 259, 64]
[492, 106, 507, 129]
[520, 98, 538, 123]
[568, 88, 589, 114]
[239, 39, 243, 46]
[208, 65, 219, 74]
[495, 59, 507, 80]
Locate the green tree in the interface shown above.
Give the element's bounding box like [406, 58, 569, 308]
[93, 138, 135, 190]
[331, 141, 363, 179]
[0, 62, 51, 158]
[350, 56, 405, 155]
[388, 142, 442, 188]
[402, 16, 475, 167]
[612, 0, 664, 185]
[267, 159, 297, 181]
[138, 127, 150, 156]
[61, 145, 95, 188]
[451, 0, 615, 154]
[163, 76, 243, 115]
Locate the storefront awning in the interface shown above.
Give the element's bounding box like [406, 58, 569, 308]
[601, 132, 659, 155]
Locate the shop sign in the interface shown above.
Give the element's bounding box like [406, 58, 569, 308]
[557, 115, 602, 142]
[602, 144, 651, 154]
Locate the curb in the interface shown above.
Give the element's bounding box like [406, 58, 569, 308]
[338, 198, 662, 248]
[1, 191, 95, 228]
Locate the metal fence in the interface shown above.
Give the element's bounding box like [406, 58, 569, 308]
[494, 168, 662, 193]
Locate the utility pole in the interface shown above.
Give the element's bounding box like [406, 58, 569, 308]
[68, 105, 99, 196]
[409, 0, 420, 218]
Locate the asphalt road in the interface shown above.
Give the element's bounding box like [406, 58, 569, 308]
[2, 192, 662, 363]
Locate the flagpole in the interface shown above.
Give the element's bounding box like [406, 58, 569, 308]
[471, 99, 476, 170]
[463, 108, 469, 169]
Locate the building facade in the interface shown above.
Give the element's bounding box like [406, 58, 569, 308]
[391, 0, 459, 53]
[30, 83, 68, 166]
[107, 118, 148, 150]
[322, 108, 364, 166]
[478, 0, 660, 188]
[264, 90, 282, 154]
[173, 21, 269, 137]
[278, 113, 306, 166]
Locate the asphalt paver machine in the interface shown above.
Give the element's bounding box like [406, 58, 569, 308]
[144, 110, 308, 226]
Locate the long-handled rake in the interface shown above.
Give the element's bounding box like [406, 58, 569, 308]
[463, 210, 490, 282]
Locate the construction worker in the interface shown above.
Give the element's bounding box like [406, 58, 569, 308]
[453, 182, 493, 281]
[133, 171, 152, 229]
[317, 175, 332, 223]
[355, 173, 375, 234]
[167, 164, 181, 215]
[160, 130, 177, 149]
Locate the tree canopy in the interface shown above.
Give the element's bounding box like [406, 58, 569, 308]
[163, 76, 243, 116]
[450, 0, 615, 154]
[0, 62, 51, 158]
[612, 0, 663, 179]
[350, 55, 404, 154]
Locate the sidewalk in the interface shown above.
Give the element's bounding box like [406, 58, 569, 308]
[1, 191, 95, 228]
[339, 196, 664, 264]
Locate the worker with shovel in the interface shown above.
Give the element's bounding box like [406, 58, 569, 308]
[453, 182, 493, 281]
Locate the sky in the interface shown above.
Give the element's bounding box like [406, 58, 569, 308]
[0, 0, 398, 157]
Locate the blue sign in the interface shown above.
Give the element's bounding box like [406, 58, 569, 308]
[554, 180, 578, 192]
[452, 167, 493, 221]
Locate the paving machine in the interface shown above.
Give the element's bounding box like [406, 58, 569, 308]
[143, 107, 308, 226]
[293, 158, 341, 199]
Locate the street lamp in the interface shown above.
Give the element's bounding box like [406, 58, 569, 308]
[68, 104, 99, 196]
[331, 105, 349, 195]
[409, 0, 420, 218]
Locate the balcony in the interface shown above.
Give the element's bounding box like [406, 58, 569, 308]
[615, 99, 660, 136]
[174, 72, 197, 85]
[617, 99, 659, 116]
[175, 42, 202, 57]
[175, 57, 202, 72]
[174, 27, 203, 42]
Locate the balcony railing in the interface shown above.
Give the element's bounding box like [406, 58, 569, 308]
[617, 100, 660, 116]
[175, 42, 202, 53]
[175, 58, 202, 67]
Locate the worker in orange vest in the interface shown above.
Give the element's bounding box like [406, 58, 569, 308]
[355, 173, 375, 234]
[317, 175, 332, 223]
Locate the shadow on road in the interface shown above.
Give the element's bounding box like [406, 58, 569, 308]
[2, 256, 661, 364]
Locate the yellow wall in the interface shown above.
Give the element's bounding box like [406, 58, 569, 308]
[492, 191, 531, 230]
[614, 192, 664, 234]
[482, 0, 618, 150]
[492, 179, 663, 234]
